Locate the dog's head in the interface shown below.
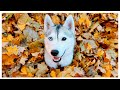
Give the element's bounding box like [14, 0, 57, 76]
[44, 14, 75, 62]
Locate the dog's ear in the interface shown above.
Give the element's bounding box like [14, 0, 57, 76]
[63, 15, 75, 34]
[44, 14, 54, 32]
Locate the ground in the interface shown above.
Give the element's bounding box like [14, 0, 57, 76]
[2, 13, 118, 77]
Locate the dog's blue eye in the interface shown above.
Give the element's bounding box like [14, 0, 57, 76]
[48, 37, 53, 41]
[62, 37, 67, 41]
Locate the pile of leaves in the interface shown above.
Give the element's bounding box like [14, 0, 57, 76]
[2, 13, 118, 77]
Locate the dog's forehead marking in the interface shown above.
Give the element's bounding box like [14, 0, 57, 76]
[45, 24, 73, 38]
[55, 24, 62, 39]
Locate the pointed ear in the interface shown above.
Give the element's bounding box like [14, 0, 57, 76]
[44, 14, 54, 32]
[63, 15, 75, 34]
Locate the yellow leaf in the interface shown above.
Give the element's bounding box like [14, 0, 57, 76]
[87, 43, 92, 50]
[56, 69, 60, 75]
[40, 34, 45, 39]
[103, 64, 112, 70]
[6, 45, 18, 56]
[50, 70, 56, 77]
[94, 32, 99, 38]
[7, 34, 14, 41]
[79, 18, 84, 24]
[17, 13, 30, 31]
[21, 66, 27, 75]
[18, 13, 30, 24]
[97, 49, 104, 57]
[103, 38, 110, 45]
[2, 37, 8, 42]
[27, 72, 33, 77]
[57, 72, 62, 77]
[2, 34, 14, 42]
[86, 19, 91, 28]
[18, 24, 26, 31]
[78, 13, 91, 28]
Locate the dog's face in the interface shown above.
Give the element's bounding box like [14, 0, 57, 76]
[44, 15, 75, 62]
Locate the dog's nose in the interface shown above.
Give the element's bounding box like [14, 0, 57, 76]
[51, 50, 59, 56]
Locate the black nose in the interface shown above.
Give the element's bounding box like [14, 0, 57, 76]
[51, 50, 59, 56]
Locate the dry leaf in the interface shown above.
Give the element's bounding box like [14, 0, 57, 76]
[5, 45, 18, 56]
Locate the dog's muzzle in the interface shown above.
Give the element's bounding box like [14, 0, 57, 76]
[52, 49, 66, 63]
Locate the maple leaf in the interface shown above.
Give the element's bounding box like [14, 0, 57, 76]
[94, 32, 99, 38]
[2, 54, 18, 65]
[36, 62, 48, 77]
[14, 13, 22, 20]
[2, 34, 14, 42]
[17, 13, 30, 31]
[2, 13, 118, 78]
[40, 34, 45, 39]
[86, 43, 92, 50]
[18, 46, 26, 55]
[73, 67, 85, 76]
[50, 70, 56, 77]
[106, 49, 117, 60]
[23, 27, 39, 42]
[51, 15, 60, 24]
[21, 66, 27, 75]
[97, 49, 104, 57]
[20, 56, 28, 65]
[79, 13, 91, 28]
[5, 45, 18, 56]
[28, 66, 37, 74]
[102, 70, 111, 77]
[89, 22, 99, 32]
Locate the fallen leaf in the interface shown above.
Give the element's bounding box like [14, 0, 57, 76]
[21, 66, 27, 75]
[97, 49, 104, 57]
[36, 62, 48, 77]
[23, 27, 39, 42]
[2, 54, 15, 65]
[2, 34, 14, 42]
[50, 70, 56, 77]
[20, 56, 28, 65]
[51, 15, 60, 24]
[5, 45, 18, 56]
[89, 22, 99, 32]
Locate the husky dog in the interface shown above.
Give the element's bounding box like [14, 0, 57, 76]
[44, 14, 76, 68]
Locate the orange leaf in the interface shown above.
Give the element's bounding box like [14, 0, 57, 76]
[102, 70, 111, 77]
[21, 66, 28, 75]
[14, 13, 22, 20]
[104, 57, 110, 62]
[40, 34, 45, 39]
[5, 45, 18, 56]
[2, 34, 14, 42]
[27, 72, 33, 77]
[2, 54, 17, 65]
[50, 70, 56, 77]
[51, 15, 60, 24]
